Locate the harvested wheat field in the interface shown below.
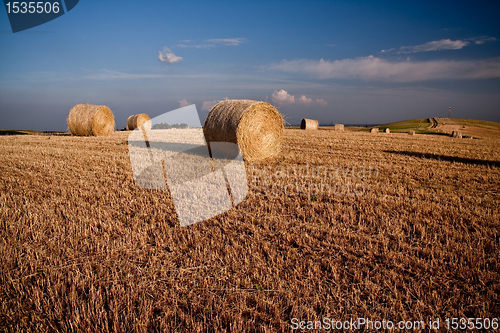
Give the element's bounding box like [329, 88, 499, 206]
[1, 128, 499, 332]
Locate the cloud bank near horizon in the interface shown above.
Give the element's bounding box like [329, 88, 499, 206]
[271, 56, 500, 82]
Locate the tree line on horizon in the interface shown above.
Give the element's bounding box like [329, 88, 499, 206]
[152, 122, 189, 129]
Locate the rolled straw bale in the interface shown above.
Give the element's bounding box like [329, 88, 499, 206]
[409, 130, 415, 135]
[334, 124, 344, 131]
[301, 118, 319, 130]
[67, 104, 114, 136]
[203, 100, 284, 162]
[452, 131, 462, 138]
[127, 113, 151, 130]
[370, 128, 379, 133]
[385, 128, 390, 133]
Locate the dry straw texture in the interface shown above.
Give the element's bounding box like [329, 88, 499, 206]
[67, 104, 115, 136]
[301, 118, 319, 130]
[127, 113, 151, 131]
[1, 129, 500, 331]
[371, 128, 379, 133]
[334, 124, 344, 131]
[203, 100, 284, 162]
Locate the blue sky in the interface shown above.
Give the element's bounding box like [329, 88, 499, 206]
[1, 0, 499, 131]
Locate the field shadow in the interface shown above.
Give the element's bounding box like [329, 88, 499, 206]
[0, 130, 29, 136]
[384, 150, 500, 168]
[417, 131, 451, 136]
[0, 130, 70, 136]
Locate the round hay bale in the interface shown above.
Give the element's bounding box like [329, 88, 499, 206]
[370, 128, 379, 133]
[300, 118, 319, 130]
[385, 128, 390, 133]
[409, 130, 415, 135]
[334, 124, 344, 131]
[203, 100, 284, 162]
[127, 113, 151, 130]
[67, 104, 114, 136]
[452, 131, 462, 138]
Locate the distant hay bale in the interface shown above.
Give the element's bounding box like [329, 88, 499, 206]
[203, 100, 284, 162]
[301, 118, 319, 130]
[409, 130, 415, 135]
[452, 131, 462, 138]
[127, 113, 151, 131]
[385, 128, 390, 133]
[334, 124, 344, 131]
[370, 128, 379, 133]
[67, 104, 114, 136]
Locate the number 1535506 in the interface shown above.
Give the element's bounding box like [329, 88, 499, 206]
[5, 2, 60, 14]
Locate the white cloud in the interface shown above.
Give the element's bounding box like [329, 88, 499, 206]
[177, 43, 212, 49]
[271, 56, 500, 82]
[158, 47, 183, 64]
[272, 89, 295, 105]
[206, 38, 246, 46]
[315, 98, 327, 106]
[178, 99, 189, 107]
[271, 90, 327, 106]
[202, 100, 218, 111]
[177, 38, 246, 49]
[475, 36, 497, 44]
[297, 95, 312, 104]
[84, 70, 167, 80]
[385, 37, 496, 54]
[84, 70, 215, 80]
[398, 39, 468, 53]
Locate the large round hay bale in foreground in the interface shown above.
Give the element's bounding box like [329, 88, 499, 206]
[67, 104, 115, 136]
[203, 100, 284, 162]
[127, 113, 151, 130]
[301, 118, 319, 130]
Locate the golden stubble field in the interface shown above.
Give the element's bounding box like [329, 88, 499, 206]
[1, 129, 499, 332]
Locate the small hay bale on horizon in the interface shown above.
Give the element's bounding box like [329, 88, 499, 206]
[334, 124, 344, 131]
[409, 130, 415, 135]
[127, 113, 151, 131]
[371, 128, 379, 133]
[385, 128, 390, 133]
[301, 118, 319, 130]
[203, 100, 284, 162]
[67, 104, 115, 136]
[452, 131, 462, 138]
